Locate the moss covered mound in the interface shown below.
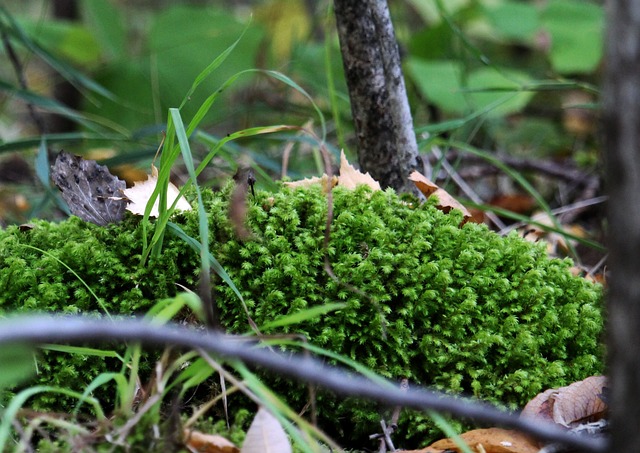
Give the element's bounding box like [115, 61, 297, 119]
[0, 184, 603, 445]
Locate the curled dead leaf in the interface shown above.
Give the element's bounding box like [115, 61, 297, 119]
[521, 375, 608, 428]
[283, 174, 338, 192]
[283, 151, 381, 192]
[409, 171, 472, 221]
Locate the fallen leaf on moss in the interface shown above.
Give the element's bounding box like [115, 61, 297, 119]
[283, 151, 380, 192]
[409, 171, 472, 220]
[283, 174, 338, 192]
[123, 165, 192, 217]
[402, 428, 538, 453]
[241, 407, 291, 453]
[338, 150, 381, 191]
[51, 151, 127, 226]
[521, 375, 607, 428]
[183, 429, 238, 453]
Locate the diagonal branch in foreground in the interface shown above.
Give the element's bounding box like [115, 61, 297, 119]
[0, 315, 606, 453]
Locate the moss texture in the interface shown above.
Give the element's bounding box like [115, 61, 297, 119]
[0, 183, 603, 446]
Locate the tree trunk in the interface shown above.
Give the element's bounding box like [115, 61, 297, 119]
[333, 0, 424, 195]
[602, 1, 640, 452]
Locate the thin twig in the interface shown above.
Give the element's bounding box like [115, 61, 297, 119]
[0, 315, 607, 453]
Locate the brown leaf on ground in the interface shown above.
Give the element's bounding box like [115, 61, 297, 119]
[183, 429, 239, 453]
[338, 150, 382, 191]
[409, 171, 472, 221]
[489, 194, 536, 214]
[521, 375, 608, 428]
[400, 428, 538, 453]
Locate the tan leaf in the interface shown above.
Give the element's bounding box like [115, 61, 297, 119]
[402, 428, 538, 453]
[413, 428, 538, 453]
[183, 429, 239, 453]
[409, 171, 472, 220]
[241, 407, 292, 453]
[283, 174, 338, 192]
[123, 165, 192, 217]
[521, 376, 608, 428]
[338, 150, 382, 191]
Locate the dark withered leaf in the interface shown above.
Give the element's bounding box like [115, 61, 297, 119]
[51, 151, 127, 226]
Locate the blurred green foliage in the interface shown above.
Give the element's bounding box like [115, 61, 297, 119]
[0, 0, 603, 177]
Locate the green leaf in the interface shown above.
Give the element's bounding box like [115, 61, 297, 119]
[17, 18, 101, 66]
[485, 1, 538, 41]
[406, 59, 465, 113]
[148, 5, 263, 120]
[465, 67, 534, 116]
[83, 0, 127, 59]
[0, 343, 36, 389]
[406, 59, 533, 116]
[541, 0, 604, 74]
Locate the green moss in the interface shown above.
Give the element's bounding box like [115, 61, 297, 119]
[0, 183, 604, 447]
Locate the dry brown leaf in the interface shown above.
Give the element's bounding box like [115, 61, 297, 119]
[338, 150, 382, 191]
[519, 388, 556, 424]
[401, 428, 538, 453]
[521, 376, 607, 428]
[409, 171, 472, 220]
[489, 194, 536, 214]
[123, 164, 192, 217]
[521, 212, 589, 257]
[408, 171, 439, 197]
[183, 429, 239, 453]
[51, 151, 127, 226]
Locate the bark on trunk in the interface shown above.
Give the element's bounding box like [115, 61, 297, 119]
[333, 0, 423, 195]
[602, 1, 640, 451]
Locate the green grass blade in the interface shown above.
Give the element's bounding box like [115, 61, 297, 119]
[144, 292, 205, 325]
[428, 410, 474, 453]
[170, 108, 210, 276]
[234, 362, 336, 452]
[40, 344, 123, 359]
[0, 385, 105, 450]
[260, 303, 346, 330]
[166, 222, 249, 311]
[179, 23, 250, 109]
[75, 372, 128, 416]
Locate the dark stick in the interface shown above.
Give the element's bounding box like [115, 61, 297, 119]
[603, 1, 640, 452]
